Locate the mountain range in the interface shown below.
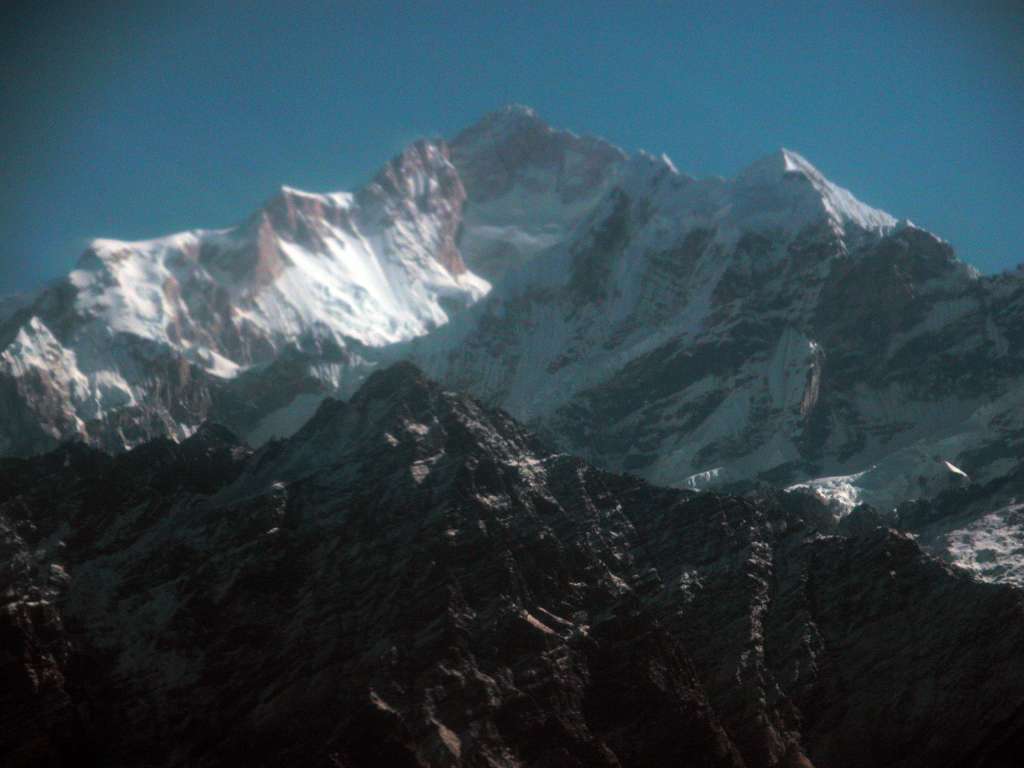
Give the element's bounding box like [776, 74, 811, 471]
[3, 105, 1021, 587]
[3, 106, 1024, 765]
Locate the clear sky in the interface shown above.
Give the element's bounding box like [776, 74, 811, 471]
[2, 0, 1022, 294]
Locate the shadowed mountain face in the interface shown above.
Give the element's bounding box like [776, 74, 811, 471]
[4, 364, 1024, 767]
[449, 104, 627, 284]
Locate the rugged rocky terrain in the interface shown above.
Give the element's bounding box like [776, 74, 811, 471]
[4, 363, 1024, 767]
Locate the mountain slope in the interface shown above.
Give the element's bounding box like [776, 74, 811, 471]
[0, 107, 631, 457]
[3, 107, 1023, 589]
[4, 363, 1024, 767]
[0, 138, 490, 454]
[411, 141, 1024, 518]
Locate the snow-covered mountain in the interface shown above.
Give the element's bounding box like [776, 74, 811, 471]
[413, 141, 1023, 514]
[0, 107, 631, 455]
[3, 106, 1023, 584]
[0, 139, 489, 453]
[6, 105, 1024, 765]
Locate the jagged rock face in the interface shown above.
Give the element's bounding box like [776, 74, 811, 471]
[356, 139, 471, 278]
[3, 364, 1024, 767]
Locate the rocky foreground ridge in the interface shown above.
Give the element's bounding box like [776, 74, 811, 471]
[3, 363, 1024, 767]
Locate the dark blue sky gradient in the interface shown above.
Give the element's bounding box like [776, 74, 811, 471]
[2, 0, 1022, 293]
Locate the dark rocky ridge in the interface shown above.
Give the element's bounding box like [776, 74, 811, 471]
[3, 363, 1023, 767]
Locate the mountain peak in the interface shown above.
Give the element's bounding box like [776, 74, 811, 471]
[352, 360, 434, 404]
[363, 137, 459, 200]
[452, 104, 551, 151]
[287, 363, 438, 448]
[492, 102, 541, 119]
[737, 147, 823, 185]
[181, 421, 244, 451]
[778, 147, 818, 174]
[735, 147, 897, 234]
[473, 103, 546, 130]
[449, 107, 628, 282]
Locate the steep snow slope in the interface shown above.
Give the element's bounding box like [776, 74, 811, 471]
[411, 147, 903, 419]
[54, 139, 487, 361]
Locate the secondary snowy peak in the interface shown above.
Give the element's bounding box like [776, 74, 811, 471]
[735, 147, 823, 183]
[0, 136, 496, 455]
[733, 148, 897, 236]
[450, 105, 628, 281]
[555, 143, 900, 258]
[605, 145, 900, 245]
[29, 137, 488, 371]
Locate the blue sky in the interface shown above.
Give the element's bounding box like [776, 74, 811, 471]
[2, 0, 1022, 293]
